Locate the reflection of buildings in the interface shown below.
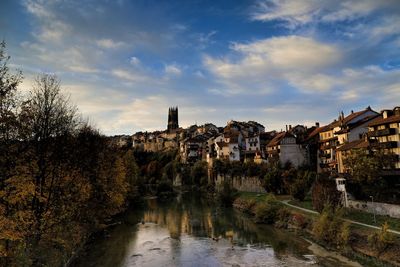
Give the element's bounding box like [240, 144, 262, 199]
[139, 197, 312, 258]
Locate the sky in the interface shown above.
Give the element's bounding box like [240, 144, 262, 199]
[1, 0, 399, 135]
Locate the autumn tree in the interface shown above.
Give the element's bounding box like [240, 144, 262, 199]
[343, 148, 396, 201]
[311, 177, 341, 213]
[0, 41, 23, 265]
[344, 148, 395, 184]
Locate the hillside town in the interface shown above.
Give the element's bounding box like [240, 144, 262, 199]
[111, 105, 400, 177]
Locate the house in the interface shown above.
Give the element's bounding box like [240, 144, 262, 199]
[367, 107, 400, 171]
[318, 107, 379, 174]
[303, 122, 324, 172]
[267, 131, 307, 167]
[215, 139, 240, 161]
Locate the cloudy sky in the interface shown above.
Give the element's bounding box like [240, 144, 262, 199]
[1, 0, 399, 135]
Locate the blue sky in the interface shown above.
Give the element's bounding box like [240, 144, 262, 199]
[1, 0, 399, 135]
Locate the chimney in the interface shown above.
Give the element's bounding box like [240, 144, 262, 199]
[285, 125, 288, 131]
[315, 122, 320, 128]
[289, 125, 292, 130]
[351, 110, 354, 113]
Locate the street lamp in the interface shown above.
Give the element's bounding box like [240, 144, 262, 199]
[370, 196, 376, 224]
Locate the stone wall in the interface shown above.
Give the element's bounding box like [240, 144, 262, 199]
[348, 200, 400, 219]
[215, 174, 266, 193]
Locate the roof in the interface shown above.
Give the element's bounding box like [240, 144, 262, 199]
[337, 139, 369, 151]
[335, 114, 380, 134]
[368, 115, 400, 127]
[323, 107, 378, 131]
[267, 131, 295, 147]
[306, 125, 327, 140]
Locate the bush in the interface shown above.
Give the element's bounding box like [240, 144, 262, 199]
[277, 207, 291, 223]
[254, 195, 280, 224]
[368, 222, 395, 255]
[311, 178, 341, 213]
[291, 213, 308, 229]
[233, 198, 257, 214]
[191, 161, 208, 186]
[312, 206, 349, 248]
[156, 178, 175, 199]
[216, 181, 238, 207]
[290, 170, 316, 201]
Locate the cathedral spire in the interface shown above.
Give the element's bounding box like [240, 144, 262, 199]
[167, 106, 179, 132]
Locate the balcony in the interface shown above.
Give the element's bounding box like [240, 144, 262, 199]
[370, 141, 398, 149]
[368, 128, 396, 137]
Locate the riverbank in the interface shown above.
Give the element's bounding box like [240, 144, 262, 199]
[70, 192, 369, 267]
[233, 192, 400, 267]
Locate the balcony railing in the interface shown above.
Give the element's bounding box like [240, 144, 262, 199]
[368, 128, 396, 137]
[370, 141, 398, 149]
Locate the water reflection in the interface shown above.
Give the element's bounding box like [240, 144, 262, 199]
[72, 193, 354, 267]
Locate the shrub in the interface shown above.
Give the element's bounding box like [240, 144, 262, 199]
[312, 206, 349, 248]
[368, 222, 395, 255]
[311, 178, 341, 213]
[338, 222, 351, 247]
[233, 198, 257, 214]
[156, 178, 174, 199]
[290, 170, 316, 201]
[277, 207, 291, 223]
[254, 195, 280, 224]
[216, 181, 238, 207]
[292, 213, 308, 229]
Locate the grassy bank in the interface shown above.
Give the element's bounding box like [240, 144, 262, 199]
[234, 192, 400, 267]
[288, 198, 400, 232]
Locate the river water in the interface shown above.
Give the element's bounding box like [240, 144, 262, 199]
[72, 193, 360, 267]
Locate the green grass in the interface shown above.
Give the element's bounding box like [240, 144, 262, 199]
[344, 208, 400, 232]
[237, 191, 270, 203]
[288, 199, 314, 211]
[286, 198, 400, 232]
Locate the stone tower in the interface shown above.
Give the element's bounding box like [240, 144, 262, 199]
[167, 107, 179, 132]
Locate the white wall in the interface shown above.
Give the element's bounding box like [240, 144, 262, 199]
[280, 144, 307, 167]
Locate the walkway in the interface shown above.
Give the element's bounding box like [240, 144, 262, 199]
[279, 200, 400, 236]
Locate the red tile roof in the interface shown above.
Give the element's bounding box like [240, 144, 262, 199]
[306, 125, 327, 140]
[267, 131, 295, 147]
[337, 139, 369, 151]
[368, 115, 400, 127]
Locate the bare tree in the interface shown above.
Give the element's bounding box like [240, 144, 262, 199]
[19, 74, 81, 245]
[0, 40, 23, 141]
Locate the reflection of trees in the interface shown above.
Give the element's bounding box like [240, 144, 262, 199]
[74, 208, 144, 267]
[141, 194, 309, 259]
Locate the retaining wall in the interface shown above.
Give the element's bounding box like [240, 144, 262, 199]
[348, 200, 400, 219]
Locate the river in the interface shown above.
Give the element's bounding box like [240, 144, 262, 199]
[72, 193, 361, 267]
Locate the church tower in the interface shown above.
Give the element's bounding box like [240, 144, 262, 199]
[167, 107, 179, 132]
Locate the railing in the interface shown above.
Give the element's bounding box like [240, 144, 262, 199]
[370, 141, 398, 149]
[368, 128, 396, 137]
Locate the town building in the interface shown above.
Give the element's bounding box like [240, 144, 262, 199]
[367, 107, 400, 171]
[318, 107, 379, 174]
[167, 107, 179, 132]
[266, 130, 308, 168]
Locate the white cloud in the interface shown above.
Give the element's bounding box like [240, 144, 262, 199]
[111, 69, 148, 82]
[252, 0, 399, 28]
[69, 65, 99, 74]
[232, 36, 339, 70]
[204, 36, 341, 94]
[96, 38, 125, 49]
[164, 64, 182, 76]
[252, 0, 321, 28]
[129, 56, 140, 66]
